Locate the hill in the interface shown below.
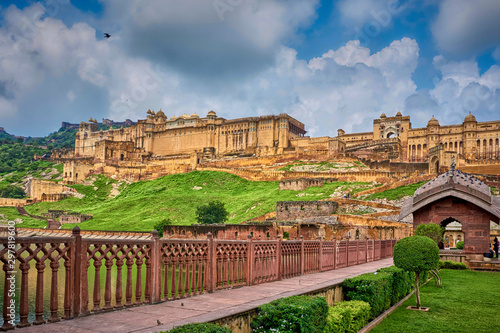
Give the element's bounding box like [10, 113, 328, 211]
[7, 171, 372, 231]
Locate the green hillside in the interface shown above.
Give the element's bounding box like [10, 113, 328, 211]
[14, 171, 372, 232]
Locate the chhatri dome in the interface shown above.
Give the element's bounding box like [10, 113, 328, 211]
[464, 112, 477, 122]
[427, 116, 439, 127]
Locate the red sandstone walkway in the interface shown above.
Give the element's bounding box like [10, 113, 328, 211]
[15, 258, 394, 333]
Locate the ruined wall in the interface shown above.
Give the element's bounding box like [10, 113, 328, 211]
[276, 201, 337, 221]
[0, 198, 28, 207]
[27, 179, 74, 201]
[59, 213, 93, 224]
[163, 223, 276, 240]
[279, 178, 326, 191]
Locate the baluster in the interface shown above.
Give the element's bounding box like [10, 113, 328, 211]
[172, 258, 178, 298]
[190, 256, 195, 296]
[18, 262, 30, 327]
[163, 257, 170, 300]
[115, 258, 124, 308]
[135, 257, 143, 304]
[103, 256, 113, 310]
[49, 259, 60, 322]
[2, 265, 14, 330]
[125, 258, 134, 306]
[93, 257, 102, 312]
[34, 261, 46, 325]
[197, 257, 203, 294]
[64, 257, 72, 319]
[177, 258, 183, 298]
[145, 251, 152, 303]
[183, 257, 189, 297]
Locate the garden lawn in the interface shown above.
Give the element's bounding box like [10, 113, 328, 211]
[364, 181, 427, 201]
[371, 269, 500, 333]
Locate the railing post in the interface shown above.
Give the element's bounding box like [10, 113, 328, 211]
[333, 237, 337, 270]
[346, 237, 349, 266]
[373, 239, 376, 261]
[365, 237, 368, 263]
[247, 234, 254, 286]
[207, 233, 215, 293]
[72, 226, 83, 317]
[317, 236, 323, 272]
[277, 235, 282, 280]
[356, 237, 359, 265]
[300, 236, 304, 275]
[151, 230, 161, 303]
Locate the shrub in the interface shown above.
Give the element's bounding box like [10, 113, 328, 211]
[324, 300, 371, 333]
[195, 200, 229, 224]
[163, 323, 231, 333]
[377, 266, 414, 305]
[414, 223, 444, 244]
[438, 260, 467, 270]
[343, 272, 392, 318]
[250, 295, 328, 333]
[456, 241, 464, 249]
[154, 218, 172, 237]
[393, 236, 440, 308]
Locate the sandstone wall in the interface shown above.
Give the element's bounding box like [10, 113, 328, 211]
[0, 198, 28, 207]
[276, 201, 338, 221]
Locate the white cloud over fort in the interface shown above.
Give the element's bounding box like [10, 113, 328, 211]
[0, 1, 499, 137]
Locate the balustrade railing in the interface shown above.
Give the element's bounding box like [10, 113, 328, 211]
[0, 227, 397, 330]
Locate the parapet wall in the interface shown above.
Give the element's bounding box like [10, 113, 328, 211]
[0, 198, 28, 207]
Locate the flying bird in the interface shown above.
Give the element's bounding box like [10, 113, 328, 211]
[103, 33, 111, 39]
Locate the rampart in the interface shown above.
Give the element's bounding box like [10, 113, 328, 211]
[279, 178, 335, 191]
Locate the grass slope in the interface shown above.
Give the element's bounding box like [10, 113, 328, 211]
[371, 269, 500, 333]
[20, 171, 371, 232]
[364, 181, 428, 201]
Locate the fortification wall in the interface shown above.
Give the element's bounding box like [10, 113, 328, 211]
[27, 179, 74, 201]
[459, 164, 500, 176]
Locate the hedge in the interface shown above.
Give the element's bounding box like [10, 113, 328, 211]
[438, 260, 467, 270]
[324, 300, 371, 333]
[162, 323, 232, 333]
[342, 271, 392, 318]
[377, 266, 414, 305]
[456, 241, 464, 249]
[250, 295, 328, 333]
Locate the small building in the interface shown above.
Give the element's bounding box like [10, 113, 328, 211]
[400, 163, 500, 259]
[276, 201, 338, 221]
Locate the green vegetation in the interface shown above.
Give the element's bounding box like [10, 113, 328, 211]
[414, 223, 444, 244]
[343, 266, 415, 319]
[250, 295, 328, 333]
[162, 323, 231, 333]
[16, 171, 371, 231]
[154, 218, 172, 237]
[371, 270, 500, 333]
[364, 181, 427, 201]
[438, 260, 467, 270]
[456, 240, 464, 249]
[195, 200, 229, 224]
[0, 207, 44, 226]
[324, 300, 371, 333]
[25, 127, 77, 149]
[393, 236, 440, 308]
[0, 185, 25, 198]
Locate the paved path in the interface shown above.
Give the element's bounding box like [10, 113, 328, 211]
[16, 258, 394, 333]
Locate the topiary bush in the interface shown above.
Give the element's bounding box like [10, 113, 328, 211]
[393, 236, 440, 308]
[163, 323, 232, 333]
[438, 260, 467, 270]
[414, 223, 444, 244]
[377, 266, 415, 305]
[250, 295, 328, 333]
[342, 272, 392, 318]
[456, 241, 464, 249]
[324, 300, 371, 333]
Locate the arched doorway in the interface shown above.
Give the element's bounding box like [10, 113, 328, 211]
[429, 156, 439, 173]
[387, 132, 395, 138]
[440, 218, 464, 249]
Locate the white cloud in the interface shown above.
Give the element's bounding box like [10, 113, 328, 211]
[432, 0, 500, 55]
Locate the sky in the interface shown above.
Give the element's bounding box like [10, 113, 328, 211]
[1, 0, 500, 137]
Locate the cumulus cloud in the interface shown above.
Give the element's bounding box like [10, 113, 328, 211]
[101, 0, 319, 78]
[405, 56, 500, 127]
[432, 0, 500, 55]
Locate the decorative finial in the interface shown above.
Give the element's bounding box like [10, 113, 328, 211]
[450, 156, 456, 173]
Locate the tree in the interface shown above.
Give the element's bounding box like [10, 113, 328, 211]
[414, 223, 444, 244]
[195, 200, 229, 224]
[0, 185, 26, 199]
[393, 236, 440, 309]
[154, 218, 172, 238]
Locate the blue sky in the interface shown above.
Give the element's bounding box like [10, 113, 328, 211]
[1, 0, 500, 137]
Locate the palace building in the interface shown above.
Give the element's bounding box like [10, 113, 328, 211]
[337, 112, 500, 163]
